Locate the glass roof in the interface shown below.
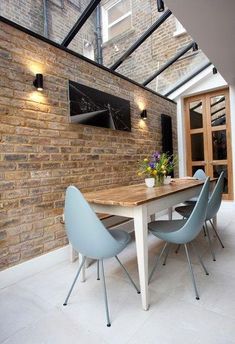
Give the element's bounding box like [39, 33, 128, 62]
[0, 0, 212, 99]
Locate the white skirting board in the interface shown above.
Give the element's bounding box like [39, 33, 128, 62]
[0, 245, 70, 290]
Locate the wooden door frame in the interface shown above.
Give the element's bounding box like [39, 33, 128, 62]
[184, 87, 233, 200]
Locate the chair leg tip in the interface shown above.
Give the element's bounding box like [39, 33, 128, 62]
[196, 297, 200, 300]
[137, 291, 141, 294]
[63, 303, 67, 306]
[213, 259, 216, 261]
[97, 278, 100, 280]
[206, 272, 209, 275]
[107, 323, 111, 327]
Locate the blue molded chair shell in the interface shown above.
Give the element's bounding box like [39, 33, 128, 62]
[63, 185, 140, 327]
[148, 177, 210, 299]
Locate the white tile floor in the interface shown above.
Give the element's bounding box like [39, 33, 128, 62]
[1, 202, 235, 344]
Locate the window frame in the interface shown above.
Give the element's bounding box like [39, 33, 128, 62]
[102, 0, 132, 42]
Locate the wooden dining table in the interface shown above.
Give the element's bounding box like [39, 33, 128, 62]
[84, 178, 209, 311]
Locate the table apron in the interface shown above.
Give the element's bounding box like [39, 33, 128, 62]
[89, 184, 202, 219]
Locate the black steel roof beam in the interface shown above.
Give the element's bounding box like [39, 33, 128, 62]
[110, 9, 172, 71]
[61, 0, 101, 47]
[164, 62, 212, 97]
[143, 41, 196, 86]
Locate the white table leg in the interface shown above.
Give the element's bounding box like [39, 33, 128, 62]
[69, 243, 78, 262]
[168, 207, 173, 220]
[134, 205, 149, 311]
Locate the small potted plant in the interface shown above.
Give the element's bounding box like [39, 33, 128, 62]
[138, 152, 177, 187]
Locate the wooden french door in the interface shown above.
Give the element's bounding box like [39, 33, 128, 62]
[184, 88, 233, 200]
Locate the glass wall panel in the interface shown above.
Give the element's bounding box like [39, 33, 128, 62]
[191, 133, 204, 161]
[212, 130, 227, 160]
[210, 95, 226, 127]
[189, 100, 203, 129]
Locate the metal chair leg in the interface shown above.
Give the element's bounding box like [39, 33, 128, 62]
[149, 242, 168, 284]
[184, 244, 200, 300]
[175, 244, 181, 254]
[63, 255, 86, 306]
[97, 260, 100, 280]
[162, 244, 171, 265]
[115, 256, 140, 293]
[190, 242, 209, 275]
[209, 219, 225, 248]
[205, 222, 216, 261]
[100, 259, 111, 327]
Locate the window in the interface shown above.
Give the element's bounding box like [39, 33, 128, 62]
[102, 0, 132, 42]
[83, 40, 95, 61]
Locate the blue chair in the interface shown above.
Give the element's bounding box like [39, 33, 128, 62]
[185, 169, 207, 205]
[175, 172, 225, 261]
[63, 185, 140, 327]
[148, 177, 210, 300]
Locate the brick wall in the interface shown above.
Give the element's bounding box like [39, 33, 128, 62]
[0, 20, 177, 270]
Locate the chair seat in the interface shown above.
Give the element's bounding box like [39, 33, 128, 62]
[184, 197, 198, 205]
[110, 229, 131, 249]
[149, 219, 187, 243]
[175, 204, 195, 218]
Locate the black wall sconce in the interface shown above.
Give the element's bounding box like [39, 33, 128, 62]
[192, 42, 198, 51]
[33, 73, 43, 91]
[157, 0, 165, 12]
[140, 109, 147, 120]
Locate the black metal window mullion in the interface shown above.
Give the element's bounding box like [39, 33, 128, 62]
[110, 9, 172, 71]
[61, 0, 101, 47]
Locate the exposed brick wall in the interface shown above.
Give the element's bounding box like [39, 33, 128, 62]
[0, 21, 177, 270]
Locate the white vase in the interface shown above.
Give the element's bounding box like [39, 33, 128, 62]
[145, 177, 155, 188]
[164, 175, 172, 185]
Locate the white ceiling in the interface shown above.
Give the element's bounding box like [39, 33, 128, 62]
[165, 0, 235, 85]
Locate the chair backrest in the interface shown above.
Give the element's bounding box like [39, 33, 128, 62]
[206, 171, 224, 220]
[193, 169, 207, 180]
[172, 177, 210, 244]
[64, 185, 122, 259]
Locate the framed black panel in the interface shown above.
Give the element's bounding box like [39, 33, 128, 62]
[161, 114, 173, 154]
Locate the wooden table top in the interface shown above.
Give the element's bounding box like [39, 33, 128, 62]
[84, 179, 206, 207]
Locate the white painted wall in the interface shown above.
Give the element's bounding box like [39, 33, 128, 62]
[169, 69, 235, 198]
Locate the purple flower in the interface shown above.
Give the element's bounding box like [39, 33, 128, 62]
[149, 162, 155, 169]
[152, 151, 161, 162]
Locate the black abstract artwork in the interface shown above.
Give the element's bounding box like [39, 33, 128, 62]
[69, 81, 131, 131]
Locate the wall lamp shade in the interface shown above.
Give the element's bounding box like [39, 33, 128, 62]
[140, 110, 147, 120]
[33, 73, 43, 91]
[157, 0, 165, 12]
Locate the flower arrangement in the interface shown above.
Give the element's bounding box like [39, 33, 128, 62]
[138, 151, 177, 186]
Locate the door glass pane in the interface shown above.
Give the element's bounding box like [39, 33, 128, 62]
[210, 95, 226, 127]
[189, 100, 203, 129]
[192, 166, 205, 175]
[212, 130, 227, 160]
[191, 133, 204, 161]
[213, 165, 228, 193]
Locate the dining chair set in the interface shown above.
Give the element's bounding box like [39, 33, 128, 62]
[62, 170, 225, 326]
